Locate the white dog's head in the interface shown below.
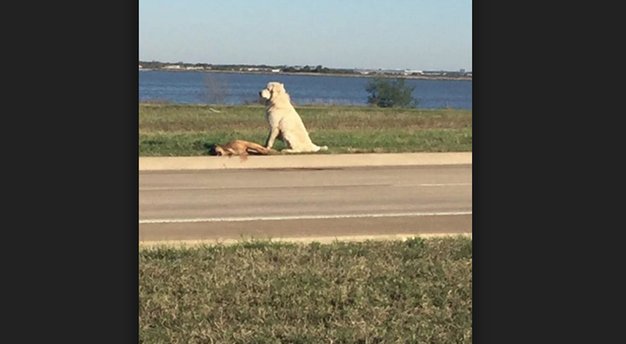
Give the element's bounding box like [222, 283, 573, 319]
[259, 82, 286, 102]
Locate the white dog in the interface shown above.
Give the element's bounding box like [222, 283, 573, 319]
[259, 82, 328, 153]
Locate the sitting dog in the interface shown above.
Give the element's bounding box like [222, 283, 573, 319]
[210, 139, 275, 160]
[259, 82, 328, 153]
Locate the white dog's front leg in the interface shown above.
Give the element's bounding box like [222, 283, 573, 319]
[265, 127, 280, 149]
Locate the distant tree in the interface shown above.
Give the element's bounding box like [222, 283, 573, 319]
[365, 77, 418, 108]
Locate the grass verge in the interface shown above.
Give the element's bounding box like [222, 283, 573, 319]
[139, 236, 472, 343]
[139, 104, 472, 156]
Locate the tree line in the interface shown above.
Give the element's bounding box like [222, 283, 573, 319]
[139, 61, 353, 74]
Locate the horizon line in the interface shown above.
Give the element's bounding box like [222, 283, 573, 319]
[138, 59, 471, 72]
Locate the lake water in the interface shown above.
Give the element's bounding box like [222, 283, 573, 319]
[139, 70, 472, 109]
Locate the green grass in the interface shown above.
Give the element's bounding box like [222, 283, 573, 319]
[139, 103, 472, 156]
[139, 237, 472, 343]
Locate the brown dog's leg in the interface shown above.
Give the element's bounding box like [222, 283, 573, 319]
[246, 142, 272, 155]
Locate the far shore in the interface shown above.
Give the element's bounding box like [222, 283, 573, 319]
[139, 68, 472, 81]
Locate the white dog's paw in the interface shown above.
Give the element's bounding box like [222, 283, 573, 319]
[318, 145, 328, 151]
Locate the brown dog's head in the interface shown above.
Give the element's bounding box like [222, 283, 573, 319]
[209, 144, 226, 156]
[259, 82, 286, 101]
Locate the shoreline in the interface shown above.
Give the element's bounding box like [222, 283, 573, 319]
[139, 69, 472, 81]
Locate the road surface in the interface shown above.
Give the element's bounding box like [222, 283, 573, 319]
[139, 165, 472, 244]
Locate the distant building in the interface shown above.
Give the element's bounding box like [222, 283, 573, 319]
[163, 65, 182, 70]
[423, 71, 444, 76]
[271, 69, 281, 73]
[404, 69, 423, 75]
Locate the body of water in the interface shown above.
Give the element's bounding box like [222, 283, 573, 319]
[139, 70, 472, 109]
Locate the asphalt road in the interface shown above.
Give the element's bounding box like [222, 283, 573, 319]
[139, 165, 472, 243]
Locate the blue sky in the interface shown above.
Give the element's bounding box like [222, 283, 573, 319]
[139, 0, 472, 71]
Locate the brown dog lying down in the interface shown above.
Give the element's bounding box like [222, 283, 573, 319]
[210, 139, 276, 160]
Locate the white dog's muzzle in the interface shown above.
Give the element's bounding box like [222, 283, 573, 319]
[259, 89, 271, 100]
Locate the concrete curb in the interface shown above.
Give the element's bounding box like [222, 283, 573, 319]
[139, 152, 472, 171]
[138, 232, 473, 248]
